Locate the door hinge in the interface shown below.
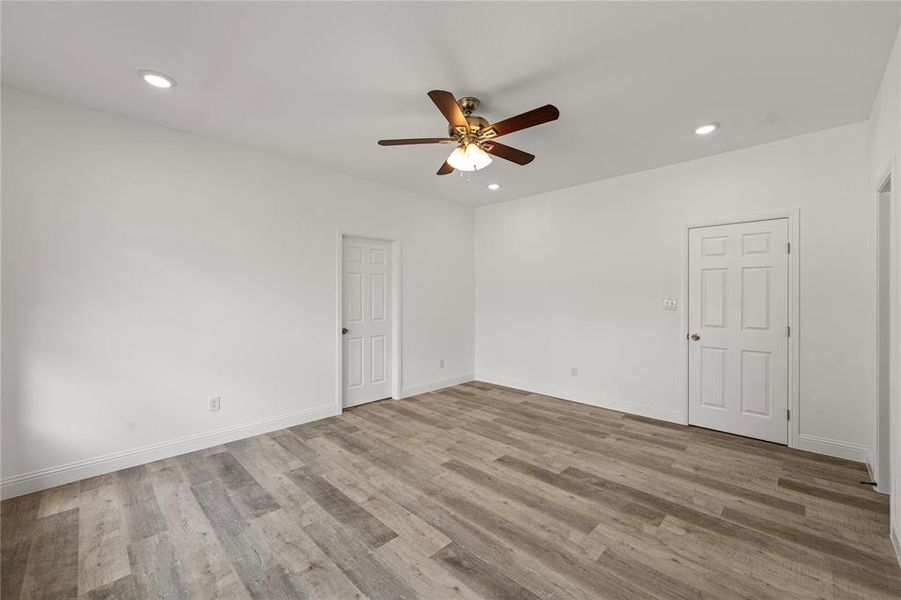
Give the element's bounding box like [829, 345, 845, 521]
[787, 325, 791, 337]
[787, 409, 791, 421]
[787, 242, 791, 254]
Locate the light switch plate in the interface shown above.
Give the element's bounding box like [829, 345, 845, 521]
[662, 297, 678, 311]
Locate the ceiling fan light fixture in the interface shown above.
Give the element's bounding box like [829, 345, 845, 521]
[377, 90, 558, 175]
[446, 147, 471, 171]
[468, 144, 493, 170]
[447, 143, 492, 172]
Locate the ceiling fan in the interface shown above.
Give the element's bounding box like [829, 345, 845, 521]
[378, 90, 560, 175]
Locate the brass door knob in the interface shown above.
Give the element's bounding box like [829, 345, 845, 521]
[690, 333, 701, 341]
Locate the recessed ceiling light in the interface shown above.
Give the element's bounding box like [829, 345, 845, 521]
[694, 122, 719, 136]
[138, 69, 176, 89]
[487, 183, 501, 191]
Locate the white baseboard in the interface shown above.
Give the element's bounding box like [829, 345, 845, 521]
[474, 373, 683, 424]
[862, 451, 891, 495]
[892, 524, 901, 568]
[796, 433, 870, 464]
[0, 403, 337, 500]
[401, 372, 474, 398]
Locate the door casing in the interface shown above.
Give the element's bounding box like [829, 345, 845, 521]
[875, 166, 895, 494]
[680, 209, 800, 449]
[335, 230, 403, 414]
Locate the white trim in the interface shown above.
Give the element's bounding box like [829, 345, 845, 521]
[796, 433, 870, 464]
[874, 162, 895, 495]
[0, 402, 337, 500]
[401, 372, 474, 398]
[476, 373, 683, 424]
[864, 453, 889, 495]
[865, 457, 878, 486]
[336, 231, 403, 413]
[680, 208, 801, 448]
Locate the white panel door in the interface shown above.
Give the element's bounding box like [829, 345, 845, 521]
[343, 237, 391, 408]
[688, 219, 789, 444]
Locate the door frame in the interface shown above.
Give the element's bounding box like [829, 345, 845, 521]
[874, 163, 895, 494]
[679, 208, 800, 448]
[335, 230, 403, 414]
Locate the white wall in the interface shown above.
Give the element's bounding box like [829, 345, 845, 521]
[867, 25, 901, 562]
[476, 122, 873, 462]
[1, 88, 475, 497]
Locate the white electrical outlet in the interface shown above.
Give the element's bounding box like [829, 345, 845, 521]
[439, 358, 445, 368]
[570, 367, 578, 377]
[209, 396, 221, 412]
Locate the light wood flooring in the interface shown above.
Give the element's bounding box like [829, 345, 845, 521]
[2, 382, 900, 599]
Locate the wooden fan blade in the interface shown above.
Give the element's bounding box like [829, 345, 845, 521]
[437, 161, 454, 175]
[428, 90, 469, 133]
[378, 138, 455, 146]
[481, 104, 560, 139]
[482, 141, 535, 165]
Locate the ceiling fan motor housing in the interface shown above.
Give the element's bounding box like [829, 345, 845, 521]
[450, 115, 489, 137]
[448, 96, 489, 137]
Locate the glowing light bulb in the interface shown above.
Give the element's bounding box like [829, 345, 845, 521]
[446, 143, 492, 171]
[466, 143, 492, 170]
[447, 146, 471, 171]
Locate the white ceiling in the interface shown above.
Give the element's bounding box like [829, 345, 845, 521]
[3, 2, 899, 206]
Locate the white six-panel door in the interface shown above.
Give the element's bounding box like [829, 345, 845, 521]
[342, 237, 392, 408]
[688, 219, 789, 444]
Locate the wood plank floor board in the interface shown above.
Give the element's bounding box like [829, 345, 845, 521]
[585, 523, 768, 600]
[431, 542, 544, 600]
[0, 493, 40, 599]
[540, 446, 728, 519]
[375, 538, 484, 600]
[440, 458, 600, 534]
[83, 574, 139, 600]
[777, 476, 888, 513]
[494, 454, 669, 528]
[3, 382, 900, 599]
[205, 452, 281, 520]
[429, 486, 658, 600]
[652, 516, 824, 600]
[428, 470, 597, 565]
[252, 508, 365, 600]
[126, 531, 190, 599]
[390, 489, 585, 600]
[320, 466, 451, 558]
[307, 434, 583, 600]
[189, 476, 293, 599]
[76, 477, 130, 596]
[148, 463, 251, 600]
[18, 507, 80, 599]
[561, 465, 901, 595]
[286, 465, 398, 549]
[299, 512, 420, 600]
[595, 547, 705, 600]
[116, 466, 168, 545]
[36, 480, 82, 518]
